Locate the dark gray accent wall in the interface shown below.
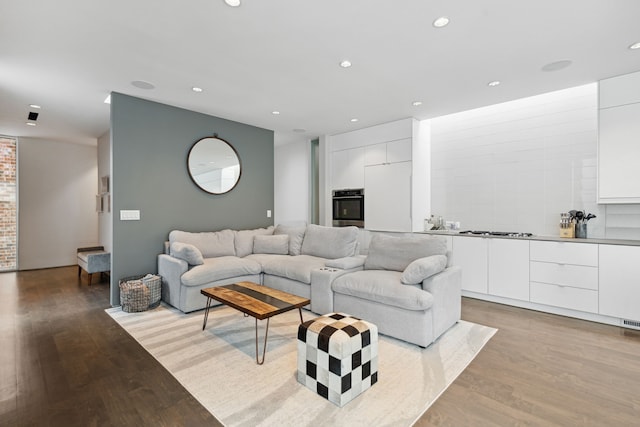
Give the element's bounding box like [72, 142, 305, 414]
[110, 93, 274, 305]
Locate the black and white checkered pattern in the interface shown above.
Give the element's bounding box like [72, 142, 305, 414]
[297, 312, 378, 407]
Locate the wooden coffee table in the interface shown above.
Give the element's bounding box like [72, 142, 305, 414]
[200, 281, 310, 364]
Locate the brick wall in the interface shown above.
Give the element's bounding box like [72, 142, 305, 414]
[0, 137, 17, 271]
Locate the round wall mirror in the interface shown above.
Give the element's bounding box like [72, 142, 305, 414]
[187, 135, 241, 194]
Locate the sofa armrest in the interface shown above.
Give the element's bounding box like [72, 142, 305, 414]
[158, 254, 188, 309]
[422, 265, 462, 338]
[310, 265, 364, 314]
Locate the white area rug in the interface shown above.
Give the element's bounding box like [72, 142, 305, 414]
[106, 304, 496, 426]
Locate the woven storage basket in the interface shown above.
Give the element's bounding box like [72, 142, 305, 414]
[119, 274, 162, 313]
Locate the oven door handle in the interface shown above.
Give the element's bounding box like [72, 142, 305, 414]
[333, 196, 364, 200]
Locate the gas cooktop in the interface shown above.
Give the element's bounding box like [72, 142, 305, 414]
[458, 230, 533, 237]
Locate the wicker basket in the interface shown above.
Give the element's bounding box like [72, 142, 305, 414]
[119, 274, 162, 313]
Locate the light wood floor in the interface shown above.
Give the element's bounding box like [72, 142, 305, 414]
[1, 266, 639, 426]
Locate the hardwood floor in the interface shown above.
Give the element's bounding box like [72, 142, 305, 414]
[1, 266, 639, 426]
[0, 266, 219, 427]
[420, 298, 640, 427]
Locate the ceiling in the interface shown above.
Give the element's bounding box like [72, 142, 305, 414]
[1, 1, 640, 147]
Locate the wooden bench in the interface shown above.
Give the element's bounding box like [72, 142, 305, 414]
[77, 246, 110, 286]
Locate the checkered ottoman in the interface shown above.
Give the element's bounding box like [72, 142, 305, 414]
[297, 313, 378, 407]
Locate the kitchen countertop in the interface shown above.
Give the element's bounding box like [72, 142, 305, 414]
[416, 230, 640, 246]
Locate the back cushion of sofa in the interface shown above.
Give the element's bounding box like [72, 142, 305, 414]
[300, 224, 358, 259]
[169, 229, 236, 258]
[364, 233, 448, 271]
[234, 226, 274, 257]
[274, 224, 306, 255]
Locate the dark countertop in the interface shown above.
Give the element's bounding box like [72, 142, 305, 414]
[416, 230, 640, 246]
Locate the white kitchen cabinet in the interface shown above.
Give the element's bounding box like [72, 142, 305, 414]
[530, 241, 598, 266]
[488, 239, 529, 301]
[364, 138, 411, 166]
[598, 103, 640, 203]
[529, 282, 599, 313]
[364, 143, 387, 166]
[599, 70, 640, 108]
[330, 118, 429, 232]
[331, 147, 365, 190]
[452, 236, 488, 294]
[529, 241, 598, 313]
[599, 244, 640, 321]
[598, 71, 640, 203]
[364, 161, 411, 232]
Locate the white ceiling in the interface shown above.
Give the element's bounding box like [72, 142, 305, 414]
[1, 1, 640, 147]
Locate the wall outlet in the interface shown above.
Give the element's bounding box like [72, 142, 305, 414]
[267, 209, 272, 218]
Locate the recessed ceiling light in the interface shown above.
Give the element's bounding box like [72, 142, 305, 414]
[26, 122, 36, 126]
[488, 80, 501, 87]
[350, 118, 359, 123]
[131, 80, 155, 90]
[541, 60, 573, 72]
[29, 104, 41, 109]
[433, 16, 450, 28]
[339, 60, 352, 68]
[629, 41, 640, 50]
[224, 0, 241, 6]
[272, 111, 280, 115]
[104, 95, 111, 104]
[192, 87, 203, 93]
[412, 101, 423, 106]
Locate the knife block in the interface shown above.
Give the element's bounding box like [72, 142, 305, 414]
[559, 226, 575, 238]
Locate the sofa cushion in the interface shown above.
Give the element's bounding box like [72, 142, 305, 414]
[300, 224, 358, 259]
[170, 242, 204, 266]
[244, 253, 290, 269]
[332, 270, 434, 311]
[181, 256, 262, 287]
[401, 255, 447, 285]
[364, 233, 448, 272]
[325, 255, 366, 270]
[262, 255, 327, 284]
[169, 229, 236, 258]
[253, 234, 289, 255]
[234, 226, 274, 257]
[274, 224, 306, 255]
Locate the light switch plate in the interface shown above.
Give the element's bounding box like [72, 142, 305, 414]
[267, 209, 272, 218]
[120, 210, 140, 221]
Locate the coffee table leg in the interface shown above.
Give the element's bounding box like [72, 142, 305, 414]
[298, 308, 304, 323]
[202, 297, 213, 330]
[255, 317, 270, 365]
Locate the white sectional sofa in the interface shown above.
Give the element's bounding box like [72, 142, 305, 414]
[158, 224, 362, 313]
[157, 224, 461, 347]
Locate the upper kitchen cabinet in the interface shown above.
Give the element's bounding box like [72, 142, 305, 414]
[364, 138, 412, 166]
[331, 147, 365, 190]
[330, 118, 430, 232]
[598, 71, 640, 203]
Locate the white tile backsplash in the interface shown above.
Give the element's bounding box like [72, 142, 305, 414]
[430, 83, 634, 239]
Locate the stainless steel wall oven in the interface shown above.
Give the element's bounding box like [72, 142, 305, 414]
[332, 188, 364, 228]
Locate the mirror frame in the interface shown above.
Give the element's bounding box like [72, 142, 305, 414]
[187, 135, 242, 195]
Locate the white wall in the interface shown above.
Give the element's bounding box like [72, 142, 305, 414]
[431, 83, 605, 237]
[98, 131, 112, 252]
[274, 140, 310, 225]
[18, 138, 98, 269]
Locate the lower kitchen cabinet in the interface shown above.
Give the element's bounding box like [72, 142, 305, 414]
[452, 236, 488, 294]
[530, 282, 599, 313]
[599, 244, 640, 321]
[488, 239, 529, 301]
